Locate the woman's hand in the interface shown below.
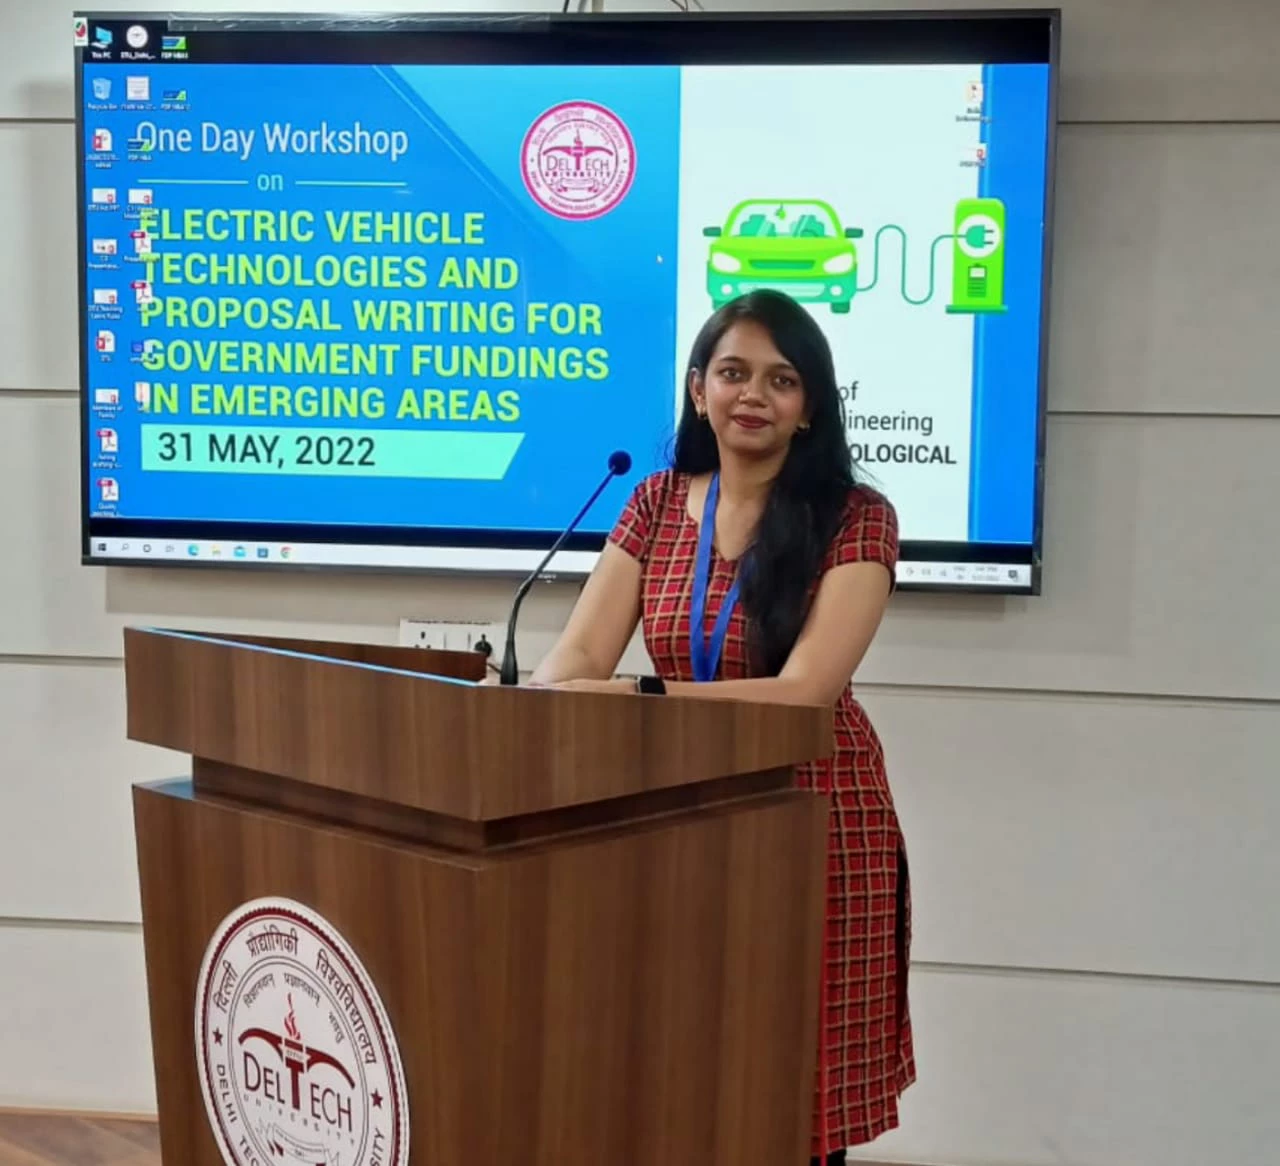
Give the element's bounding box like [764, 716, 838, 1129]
[528, 543, 643, 686]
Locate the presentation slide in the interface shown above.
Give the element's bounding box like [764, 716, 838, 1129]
[80, 32, 1051, 583]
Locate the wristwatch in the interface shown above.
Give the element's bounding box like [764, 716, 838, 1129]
[635, 675, 667, 696]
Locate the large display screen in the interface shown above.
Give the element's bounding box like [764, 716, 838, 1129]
[76, 11, 1058, 591]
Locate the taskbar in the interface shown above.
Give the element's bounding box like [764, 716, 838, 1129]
[897, 559, 1033, 590]
[86, 536, 1034, 590]
[85, 535, 599, 575]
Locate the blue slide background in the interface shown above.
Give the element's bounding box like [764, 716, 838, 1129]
[82, 63, 681, 530]
[967, 62, 1052, 545]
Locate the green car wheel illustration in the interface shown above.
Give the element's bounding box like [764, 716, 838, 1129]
[704, 198, 864, 314]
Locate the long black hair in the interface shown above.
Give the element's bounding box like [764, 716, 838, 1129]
[673, 290, 856, 677]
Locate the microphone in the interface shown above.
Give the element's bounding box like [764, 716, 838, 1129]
[498, 450, 633, 686]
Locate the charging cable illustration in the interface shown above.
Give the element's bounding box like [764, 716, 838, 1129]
[855, 226, 956, 306]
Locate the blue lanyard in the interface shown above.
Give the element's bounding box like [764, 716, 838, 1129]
[689, 473, 742, 683]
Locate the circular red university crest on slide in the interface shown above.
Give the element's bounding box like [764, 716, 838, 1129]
[195, 898, 408, 1166]
[520, 100, 636, 220]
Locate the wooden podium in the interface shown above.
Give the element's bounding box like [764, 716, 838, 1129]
[126, 627, 833, 1166]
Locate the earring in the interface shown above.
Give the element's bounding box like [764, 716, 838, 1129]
[797, 420, 811, 431]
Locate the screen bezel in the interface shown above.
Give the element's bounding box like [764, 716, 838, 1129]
[74, 8, 1061, 595]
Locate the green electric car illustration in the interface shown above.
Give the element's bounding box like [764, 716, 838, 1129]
[703, 198, 864, 313]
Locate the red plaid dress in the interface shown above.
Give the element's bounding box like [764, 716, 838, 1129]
[609, 470, 915, 1155]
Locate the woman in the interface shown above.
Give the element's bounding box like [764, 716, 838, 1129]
[530, 289, 915, 1163]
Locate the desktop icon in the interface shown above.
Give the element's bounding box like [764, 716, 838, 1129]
[91, 187, 117, 206]
[161, 35, 188, 52]
[98, 477, 120, 502]
[134, 381, 151, 409]
[95, 329, 116, 354]
[92, 128, 113, 152]
[92, 238, 118, 256]
[93, 288, 119, 306]
[91, 78, 111, 101]
[95, 387, 120, 405]
[125, 25, 149, 50]
[128, 187, 153, 206]
[126, 76, 150, 101]
[94, 27, 113, 48]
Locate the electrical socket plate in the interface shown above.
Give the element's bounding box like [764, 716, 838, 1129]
[398, 619, 503, 656]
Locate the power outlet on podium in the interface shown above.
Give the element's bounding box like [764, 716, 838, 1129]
[399, 619, 503, 656]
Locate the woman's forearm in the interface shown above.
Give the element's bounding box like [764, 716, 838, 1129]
[530, 642, 607, 685]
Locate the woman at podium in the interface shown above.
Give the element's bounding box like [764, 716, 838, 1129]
[531, 289, 914, 1164]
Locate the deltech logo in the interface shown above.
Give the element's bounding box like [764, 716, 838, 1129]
[194, 898, 408, 1166]
[520, 100, 637, 221]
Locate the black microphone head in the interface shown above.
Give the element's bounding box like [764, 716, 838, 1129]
[608, 450, 633, 476]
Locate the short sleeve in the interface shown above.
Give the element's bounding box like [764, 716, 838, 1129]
[607, 471, 671, 563]
[824, 487, 899, 583]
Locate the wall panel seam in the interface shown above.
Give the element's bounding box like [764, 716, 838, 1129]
[0, 654, 123, 669]
[914, 959, 1280, 993]
[0, 916, 141, 934]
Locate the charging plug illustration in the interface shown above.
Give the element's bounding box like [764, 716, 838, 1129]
[946, 197, 1008, 315]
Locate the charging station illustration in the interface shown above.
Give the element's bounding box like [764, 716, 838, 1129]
[702, 195, 1007, 315]
[946, 197, 1007, 314]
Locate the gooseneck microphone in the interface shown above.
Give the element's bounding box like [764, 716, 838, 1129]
[498, 450, 633, 686]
